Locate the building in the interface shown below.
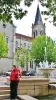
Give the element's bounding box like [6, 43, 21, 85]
[0, 21, 15, 72]
[13, 33, 35, 71]
[0, 21, 34, 72]
[14, 33, 32, 52]
[0, 21, 34, 71]
[0, 5, 45, 72]
[32, 5, 45, 38]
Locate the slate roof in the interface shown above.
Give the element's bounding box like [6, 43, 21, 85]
[34, 5, 42, 25]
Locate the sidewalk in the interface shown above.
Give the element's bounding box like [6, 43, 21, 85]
[0, 76, 7, 81]
[0, 76, 8, 87]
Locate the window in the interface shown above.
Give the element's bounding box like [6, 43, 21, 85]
[24, 43, 26, 47]
[40, 31, 42, 35]
[30, 61, 33, 69]
[36, 30, 37, 36]
[34, 31, 35, 38]
[16, 41, 18, 48]
[34, 30, 38, 37]
[3, 23, 6, 28]
[38, 31, 40, 34]
[6, 36, 9, 43]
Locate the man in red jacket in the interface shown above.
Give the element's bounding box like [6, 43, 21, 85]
[10, 65, 21, 100]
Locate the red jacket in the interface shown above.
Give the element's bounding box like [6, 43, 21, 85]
[10, 67, 21, 81]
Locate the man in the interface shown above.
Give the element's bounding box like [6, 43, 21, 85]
[10, 65, 21, 100]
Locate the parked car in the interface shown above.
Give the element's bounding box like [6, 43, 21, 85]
[22, 69, 43, 76]
[6, 70, 11, 76]
[22, 71, 27, 76]
[22, 70, 36, 76]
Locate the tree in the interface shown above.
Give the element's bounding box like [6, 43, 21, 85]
[1, 0, 56, 25]
[39, 0, 56, 25]
[31, 34, 56, 64]
[0, 0, 34, 23]
[0, 32, 8, 58]
[15, 47, 31, 70]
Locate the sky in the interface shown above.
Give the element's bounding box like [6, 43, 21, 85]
[13, 0, 56, 40]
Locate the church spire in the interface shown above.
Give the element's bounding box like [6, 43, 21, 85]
[34, 5, 42, 25]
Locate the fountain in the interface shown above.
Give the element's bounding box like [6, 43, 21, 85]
[38, 61, 55, 78]
[50, 69, 56, 79]
[36, 68, 43, 77]
[37, 46, 55, 78]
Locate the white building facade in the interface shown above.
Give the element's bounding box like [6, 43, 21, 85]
[13, 33, 35, 71]
[0, 21, 15, 72]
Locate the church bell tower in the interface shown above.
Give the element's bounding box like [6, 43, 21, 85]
[32, 5, 45, 38]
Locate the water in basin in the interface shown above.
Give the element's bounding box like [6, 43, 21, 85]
[36, 95, 56, 100]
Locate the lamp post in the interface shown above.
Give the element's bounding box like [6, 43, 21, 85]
[44, 23, 47, 63]
[44, 46, 47, 62]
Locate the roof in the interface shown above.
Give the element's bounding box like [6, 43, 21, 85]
[34, 5, 43, 25]
[15, 33, 33, 41]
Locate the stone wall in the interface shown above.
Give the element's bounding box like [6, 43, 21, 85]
[7, 76, 56, 96]
[49, 82, 56, 95]
[18, 76, 49, 96]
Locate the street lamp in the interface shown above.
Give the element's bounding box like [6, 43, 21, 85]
[44, 46, 47, 62]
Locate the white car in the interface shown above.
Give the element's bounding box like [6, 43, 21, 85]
[6, 70, 11, 76]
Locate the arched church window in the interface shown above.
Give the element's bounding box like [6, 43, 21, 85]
[34, 31, 35, 38]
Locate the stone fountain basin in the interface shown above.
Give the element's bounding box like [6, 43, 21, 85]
[38, 68, 55, 78]
[38, 68, 55, 72]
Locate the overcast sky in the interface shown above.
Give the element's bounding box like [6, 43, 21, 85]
[13, 0, 56, 40]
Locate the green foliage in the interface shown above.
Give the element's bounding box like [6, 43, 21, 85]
[0, 0, 56, 25]
[0, 32, 8, 58]
[15, 47, 31, 67]
[40, 0, 56, 25]
[31, 35, 56, 64]
[0, 0, 34, 23]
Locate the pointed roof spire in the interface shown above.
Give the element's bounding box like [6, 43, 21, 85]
[34, 5, 42, 25]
